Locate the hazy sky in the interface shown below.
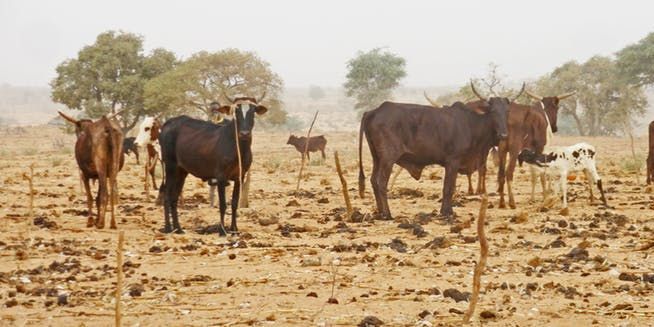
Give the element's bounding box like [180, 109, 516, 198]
[1, 0, 652, 88]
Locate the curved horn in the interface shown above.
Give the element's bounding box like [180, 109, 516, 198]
[58, 111, 79, 125]
[106, 108, 126, 119]
[470, 80, 486, 101]
[510, 82, 526, 102]
[557, 91, 576, 100]
[525, 90, 543, 101]
[256, 90, 267, 103]
[222, 89, 236, 104]
[423, 91, 439, 107]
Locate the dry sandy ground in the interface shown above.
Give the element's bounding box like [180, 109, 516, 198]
[1, 126, 653, 327]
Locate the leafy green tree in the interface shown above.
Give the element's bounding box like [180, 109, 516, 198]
[534, 57, 647, 136]
[144, 49, 286, 124]
[616, 32, 654, 87]
[50, 31, 177, 132]
[308, 85, 325, 101]
[344, 48, 406, 113]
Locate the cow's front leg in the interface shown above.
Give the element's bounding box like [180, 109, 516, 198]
[440, 163, 459, 219]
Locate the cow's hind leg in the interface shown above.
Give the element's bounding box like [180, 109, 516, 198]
[441, 162, 460, 219]
[161, 163, 178, 233]
[584, 169, 595, 203]
[170, 168, 188, 234]
[371, 160, 394, 220]
[82, 177, 94, 228]
[505, 150, 519, 209]
[466, 174, 474, 195]
[95, 173, 108, 229]
[217, 182, 228, 236]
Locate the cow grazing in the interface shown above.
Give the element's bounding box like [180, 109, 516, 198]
[286, 135, 327, 160]
[358, 82, 517, 219]
[158, 95, 267, 234]
[647, 121, 654, 185]
[58, 111, 125, 229]
[495, 90, 576, 209]
[518, 142, 607, 212]
[123, 137, 140, 164]
[134, 116, 163, 191]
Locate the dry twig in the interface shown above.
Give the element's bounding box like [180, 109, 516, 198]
[463, 195, 489, 323]
[296, 111, 319, 192]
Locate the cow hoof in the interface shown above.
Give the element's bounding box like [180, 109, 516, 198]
[217, 225, 228, 237]
[110, 224, 117, 229]
[159, 227, 173, 234]
[87, 219, 94, 228]
[173, 228, 185, 235]
[95, 223, 105, 229]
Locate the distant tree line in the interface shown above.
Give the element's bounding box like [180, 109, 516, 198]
[51, 31, 287, 132]
[345, 33, 654, 137]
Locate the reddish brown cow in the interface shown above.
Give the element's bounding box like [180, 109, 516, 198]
[647, 121, 654, 185]
[58, 111, 125, 229]
[286, 135, 327, 160]
[496, 90, 576, 208]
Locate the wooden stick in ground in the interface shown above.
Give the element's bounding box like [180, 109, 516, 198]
[144, 160, 150, 201]
[463, 195, 489, 324]
[233, 115, 243, 212]
[296, 111, 319, 192]
[238, 171, 251, 208]
[333, 151, 352, 221]
[22, 163, 34, 218]
[115, 231, 125, 327]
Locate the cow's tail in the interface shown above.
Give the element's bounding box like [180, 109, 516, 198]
[358, 112, 367, 199]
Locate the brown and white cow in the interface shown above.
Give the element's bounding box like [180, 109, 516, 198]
[58, 111, 125, 229]
[134, 116, 163, 192]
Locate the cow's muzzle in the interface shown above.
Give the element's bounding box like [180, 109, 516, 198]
[238, 131, 252, 140]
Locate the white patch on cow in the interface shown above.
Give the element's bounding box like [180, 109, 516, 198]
[135, 116, 156, 146]
[539, 101, 554, 148]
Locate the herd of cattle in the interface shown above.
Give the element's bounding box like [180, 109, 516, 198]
[56, 84, 654, 236]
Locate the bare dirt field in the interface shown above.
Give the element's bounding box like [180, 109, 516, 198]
[1, 126, 654, 326]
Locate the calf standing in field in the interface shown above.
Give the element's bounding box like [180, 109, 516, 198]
[158, 95, 267, 235]
[518, 142, 608, 214]
[647, 121, 654, 184]
[286, 134, 327, 160]
[58, 111, 125, 229]
[134, 116, 164, 193]
[123, 137, 140, 164]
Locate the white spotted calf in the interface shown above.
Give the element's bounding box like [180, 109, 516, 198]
[518, 142, 608, 211]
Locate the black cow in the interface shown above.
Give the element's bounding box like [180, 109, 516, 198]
[358, 82, 518, 219]
[158, 96, 267, 235]
[122, 137, 140, 164]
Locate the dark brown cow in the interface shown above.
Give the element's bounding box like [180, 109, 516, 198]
[358, 82, 518, 219]
[123, 137, 140, 164]
[496, 90, 576, 208]
[159, 95, 267, 235]
[647, 121, 654, 185]
[58, 111, 125, 229]
[286, 135, 327, 160]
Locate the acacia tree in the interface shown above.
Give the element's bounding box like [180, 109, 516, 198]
[308, 85, 325, 101]
[144, 49, 286, 124]
[344, 48, 406, 113]
[50, 31, 177, 132]
[616, 32, 654, 87]
[535, 57, 646, 136]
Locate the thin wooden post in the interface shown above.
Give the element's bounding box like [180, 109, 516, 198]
[296, 111, 319, 192]
[115, 231, 125, 327]
[463, 195, 489, 323]
[389, 166, 402, 191]
[144, 160, 150, 200]
[239, 171, 251, 208]
[22, 163, 34, 218]
[334, 151, 353, 221]
[233, 116, 243, 211]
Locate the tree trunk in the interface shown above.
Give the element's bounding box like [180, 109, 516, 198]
[571, 112, 585, 136]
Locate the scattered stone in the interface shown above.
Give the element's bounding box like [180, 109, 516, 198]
[443, 288, 470, 302]
[286, 200, 300, 207]
[388, 238, 408, 253]
[423, 237, 450, 249]
[480, 310, 497, 319]
[57, 294, 68, 306]
[613, 303, 633, 311]
[306, 292, 318, 298]
[258, 216, 279, 226]
[567, 247, 589, 261]
[558, 219, 568, 228]
[327, 297, 338, 304]
[449, 308, 464, 315]
[618, 272, 639, 282]
[129, 284, 145, 297]
[418, 309, 432, 319]
[358, 316, 383, 327]
[317, 198, 329, 204]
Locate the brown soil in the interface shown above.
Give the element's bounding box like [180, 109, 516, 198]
[1, 126, 653, 326]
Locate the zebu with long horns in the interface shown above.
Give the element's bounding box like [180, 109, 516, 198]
[158, 92, 267, 235]
[358, 82, 520, 219]
[58, 111, 125, 229]
[496, 89, 576, 208]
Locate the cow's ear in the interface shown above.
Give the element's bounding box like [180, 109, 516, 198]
[216, 105, 232, 115]
[255, 105, 268, 115]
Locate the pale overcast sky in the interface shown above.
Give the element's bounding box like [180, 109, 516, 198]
[0, 0, 652, 88]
